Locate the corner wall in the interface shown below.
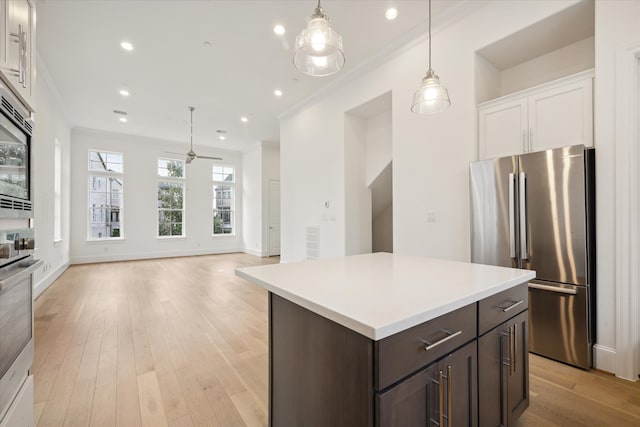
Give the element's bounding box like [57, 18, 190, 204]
[32, 59, 72, 297]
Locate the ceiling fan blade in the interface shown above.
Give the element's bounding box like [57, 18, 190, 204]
[196, 155, 223, 160]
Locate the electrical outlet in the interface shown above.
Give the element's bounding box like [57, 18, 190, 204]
[427, 211, 437, 223]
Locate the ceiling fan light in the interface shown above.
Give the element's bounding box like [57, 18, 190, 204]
[293, 7, 345, 77]
[411, 69, 451, 114]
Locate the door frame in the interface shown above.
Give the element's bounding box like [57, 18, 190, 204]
[614, 43, 640, 381]
[267, 179, 280, 257]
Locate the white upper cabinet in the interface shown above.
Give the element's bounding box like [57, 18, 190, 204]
[0, 0, 36, 112]
[527, 77, 593, 153]
[478, 71, 593, 160]
[478, 97, 528, 160]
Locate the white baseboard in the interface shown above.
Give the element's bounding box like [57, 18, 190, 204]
[34, 262, 70, 298]
[593, 344, 616, 374]
[70, 247, 244, 265]
[243, 247, 268, 257]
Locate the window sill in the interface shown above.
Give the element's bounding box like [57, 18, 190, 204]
[211, 234, 236, 238]
[86, 237, 125, 243]
[156, 236, 187, 240]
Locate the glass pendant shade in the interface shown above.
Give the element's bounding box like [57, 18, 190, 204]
[293, 10, 345, 77]
[411, 69, 451, 114]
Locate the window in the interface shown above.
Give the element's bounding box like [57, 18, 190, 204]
[158, 158, 185, 237]
[88, 150, 123, 239]
[212, 165, 234, 235]
[54, 139, 62, 242]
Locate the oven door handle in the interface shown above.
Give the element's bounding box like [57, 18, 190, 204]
[0, 259, 42, 291]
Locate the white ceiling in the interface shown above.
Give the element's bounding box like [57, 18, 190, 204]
[37, 0, 460, 153]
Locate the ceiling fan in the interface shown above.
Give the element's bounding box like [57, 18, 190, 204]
[166, 106, 223, 164]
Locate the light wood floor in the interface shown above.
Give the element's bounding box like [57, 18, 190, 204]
[33, 253, 640, 426]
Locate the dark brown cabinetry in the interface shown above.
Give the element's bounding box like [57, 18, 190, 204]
[478, 284, 529, 426]
[377, 341, 477, 427]
[268, 282, 528, 427]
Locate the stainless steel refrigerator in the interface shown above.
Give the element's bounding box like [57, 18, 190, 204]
[470, 144, 596, 369]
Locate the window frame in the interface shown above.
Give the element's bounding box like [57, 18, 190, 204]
[157, 157, 186, 239]
[212, 164, 235, 236]
[86, 149, 124, 241]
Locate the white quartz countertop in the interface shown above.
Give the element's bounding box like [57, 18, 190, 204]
[236, 253, 535, 341]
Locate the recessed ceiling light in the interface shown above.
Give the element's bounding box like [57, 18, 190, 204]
[241, 116, 249, 123]
[217, 130, 227, 140]
[385, 8, 398, 20]
[274, 89, 283, 97]
[119, 117, 128, 123]
[120, 41, 134, 51]
[273, 24, 286, 35]
[203, 41, 212, 47]
[119, 89, 130, 97]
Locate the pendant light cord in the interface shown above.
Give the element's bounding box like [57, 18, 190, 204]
[428, 0, 432, 71]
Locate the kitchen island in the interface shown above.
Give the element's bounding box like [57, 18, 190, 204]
[236, 253, 535, 427]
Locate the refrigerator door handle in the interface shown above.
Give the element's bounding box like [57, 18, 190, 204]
[529, 282, 578, 295]
[519, 172, 529, 260]
[509, 173, 516, 258]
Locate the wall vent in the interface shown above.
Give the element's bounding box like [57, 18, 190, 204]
[306, 225, 320, 260]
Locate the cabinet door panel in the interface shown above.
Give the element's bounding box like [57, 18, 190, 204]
[507, 310, 529, 425]
[528, 78, 593, 151]
[1, 0, 34, 110]
[478, 324, 508, 426]
[439, 340, 478, 427]
[478, 98, 527, 160]
[376, 364, 438, 427]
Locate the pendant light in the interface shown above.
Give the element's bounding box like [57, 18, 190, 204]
[293, 0, 345, 77]
[411, 0, 451, 114]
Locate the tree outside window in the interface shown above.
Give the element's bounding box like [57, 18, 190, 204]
[158, 159, 185, 237]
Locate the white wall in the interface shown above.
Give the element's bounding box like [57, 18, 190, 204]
[280, 0, 581, 263]
[345, 114, 371, 255]
[242, 143, 262, 256]
[69, 128, 243, 263]
[366, 110, 393, 186]
[500, 36, 595, 95]
[242, 141, 280, 257]
[592, 0, 640, 374]
[32, 61, 72, 297]
[373, 203, 393, 253]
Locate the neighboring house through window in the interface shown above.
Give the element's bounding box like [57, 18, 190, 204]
[212, 164, 234, 235]
[88, 150, 123, 239]
[158, 158, 185, 237]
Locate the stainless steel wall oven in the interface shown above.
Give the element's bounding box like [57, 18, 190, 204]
[0, 82, 38, 426]
[0, 84, 33, 219]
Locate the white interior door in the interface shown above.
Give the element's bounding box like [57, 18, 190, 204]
[268, 180, 280, 256]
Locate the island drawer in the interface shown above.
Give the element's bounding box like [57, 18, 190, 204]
[478, 282, 528, 335]
[374, 302, 476, 391]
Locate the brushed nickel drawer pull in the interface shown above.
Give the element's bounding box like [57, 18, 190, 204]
[446, 365, 452, 426]
[424, 330, 462, 351]
[501, 299, 524, 313]
[438, 370, 444, 426]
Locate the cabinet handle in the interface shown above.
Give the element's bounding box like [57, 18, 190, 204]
[501, 299, 524, 313]
[447, 365, 452, 426]
[438, 370, 444, 427]
[522, 130, 526, 152]
[423, 330, 462, 351]
[20, 25, 27, 88]
[513, 323, 518, 375]
[500, 329, 511, 369]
